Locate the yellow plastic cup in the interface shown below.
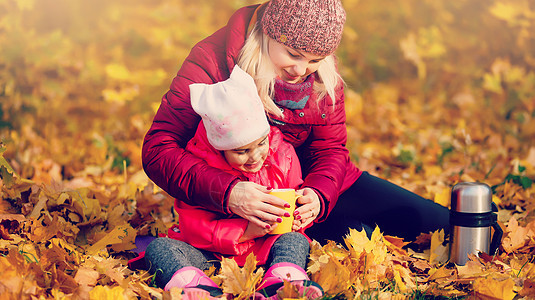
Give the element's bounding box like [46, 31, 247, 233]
[269, 188, 300, 235]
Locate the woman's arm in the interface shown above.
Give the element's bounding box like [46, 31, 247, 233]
[142, 51, 241, 213]
[142, 4, 292, 221]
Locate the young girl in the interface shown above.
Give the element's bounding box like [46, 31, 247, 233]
[145, 66, 323, 299]
[143, 0, 448, 283]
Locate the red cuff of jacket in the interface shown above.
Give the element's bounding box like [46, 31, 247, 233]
[223, 178, 241, 215]
[303, 175, 338, 222]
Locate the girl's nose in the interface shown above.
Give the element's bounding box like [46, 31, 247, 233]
[248, 148, 262, 162]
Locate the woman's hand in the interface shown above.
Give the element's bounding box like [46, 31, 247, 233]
[228, 181, 290, 229]
[292, 187, 321, 231]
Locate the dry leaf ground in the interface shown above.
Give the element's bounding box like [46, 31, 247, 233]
[1, 0, 535, 299]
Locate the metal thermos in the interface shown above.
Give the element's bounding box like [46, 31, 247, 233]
[449, 182, 503, 265]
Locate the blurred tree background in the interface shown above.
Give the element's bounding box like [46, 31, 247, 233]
[1, 0, 534, 192]
[1, 0, 535, 298]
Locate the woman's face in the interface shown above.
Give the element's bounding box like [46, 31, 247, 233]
[223, 134, 269, 173]
[267, 37, 326, 84]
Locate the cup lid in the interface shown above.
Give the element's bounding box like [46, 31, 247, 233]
[451, 182, 492, 213]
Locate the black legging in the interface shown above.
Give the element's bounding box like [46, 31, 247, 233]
[306, 171, 450, 244]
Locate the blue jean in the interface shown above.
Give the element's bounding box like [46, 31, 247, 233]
[145, 231, 309, 288]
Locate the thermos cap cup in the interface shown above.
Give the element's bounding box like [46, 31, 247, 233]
[451, 182, 492, 213]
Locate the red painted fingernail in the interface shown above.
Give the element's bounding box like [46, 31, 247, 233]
[295, 215, 301, 220]
[284, 203, 291, 208]
[294, 211, 299, 215]
[267, 186, 273, 190]
[284, 212, 290, 217]
[265, 224, 271, 229]
[276, 218, 283, 223]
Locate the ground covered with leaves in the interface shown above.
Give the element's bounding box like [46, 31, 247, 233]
[1, 0, 535, 299]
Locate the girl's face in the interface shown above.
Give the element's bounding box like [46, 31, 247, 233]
[224, 134, 269, 173]
[267, 37, 326, 84]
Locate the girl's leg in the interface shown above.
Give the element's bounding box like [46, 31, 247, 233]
[256, 232, 323, 299]
[144, 237, 217, 288]
[267, 231, 309, 269]
[307, 171, 450, 244]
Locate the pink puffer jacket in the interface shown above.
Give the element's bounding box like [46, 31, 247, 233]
[167, 124, 306, 266]
[142, 4, 361, 222]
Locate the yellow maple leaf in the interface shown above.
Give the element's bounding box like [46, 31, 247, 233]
[216, 253, 263, 297]
[428, 265, 456, 283]
[456, 260, 489, 279]
[502, 217, 529, 253]
[309, 251, 352, 295]
[482, 72, 504, 94]
[429, 229, 448, 265]
[105, 64, 131, 81]
[345, 227, 370, 256]
[416, 26, 446, 58]
[345, 227, 388, 265]
[433, 187, 451, 208]
[368, 227, 388, 264]
[89, 285, 127, 300]
[392, 264, 416, 293]
[489, 2, 530, 27]
[0, 146, 34, 194]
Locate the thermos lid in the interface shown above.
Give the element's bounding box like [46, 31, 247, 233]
[451, 182, 492, 213]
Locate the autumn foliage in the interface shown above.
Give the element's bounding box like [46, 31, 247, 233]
[1, 0, 535, 299]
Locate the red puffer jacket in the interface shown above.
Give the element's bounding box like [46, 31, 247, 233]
[142, 4, 362, 222]
[167, 124, 306, 266]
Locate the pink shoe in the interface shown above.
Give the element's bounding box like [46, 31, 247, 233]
[165, 266, 225, 299]
[254, 262, 323, 299]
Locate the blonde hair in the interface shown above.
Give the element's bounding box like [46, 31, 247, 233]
[237, 24, 344, 118]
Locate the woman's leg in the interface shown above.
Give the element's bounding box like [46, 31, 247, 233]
[144, 237, 217, 288]
[307, 171, 450, 244]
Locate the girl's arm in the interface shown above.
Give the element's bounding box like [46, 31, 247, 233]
[176, 207, 256, 256]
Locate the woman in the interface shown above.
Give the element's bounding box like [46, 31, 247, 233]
[142, 0, 449, 290]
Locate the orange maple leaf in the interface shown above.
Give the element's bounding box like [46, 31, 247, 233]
[473, 277, 516, 300]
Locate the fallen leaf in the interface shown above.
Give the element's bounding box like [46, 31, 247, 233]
[89, 285, 126, 300]
[86, 223, 136, 255]
[216, 253, 263, 297]
[473, 277, 516, 300]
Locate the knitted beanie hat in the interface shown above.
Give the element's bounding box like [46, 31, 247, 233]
[189, 66, 270, 151]
[261, 0, 346, 56]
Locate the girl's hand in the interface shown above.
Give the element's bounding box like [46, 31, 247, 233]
[228, 181, 290, 229]
[239, 221, 277, 242]
[292, 187, 321, 231]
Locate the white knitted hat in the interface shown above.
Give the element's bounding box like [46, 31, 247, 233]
[189, 65, 270, 151]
